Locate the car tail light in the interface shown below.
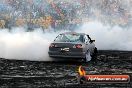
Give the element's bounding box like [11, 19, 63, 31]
[49, 43, 54, 47]
[73, 44, 82, 48]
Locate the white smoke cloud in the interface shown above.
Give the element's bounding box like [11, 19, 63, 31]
[0, 28, 59, 61]
[77, 21, 132, 51]
[0, 27, 71, 61]
[0, 21, 132, 61]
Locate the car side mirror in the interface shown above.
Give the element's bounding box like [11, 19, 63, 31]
[90, 40, 95, 43]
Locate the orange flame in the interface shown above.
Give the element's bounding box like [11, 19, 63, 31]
[78, 66, 86, 76]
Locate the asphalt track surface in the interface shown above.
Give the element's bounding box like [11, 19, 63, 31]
[0, 50, 132, 88]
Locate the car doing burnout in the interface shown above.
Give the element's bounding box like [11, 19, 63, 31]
[48, 32, 97, 62]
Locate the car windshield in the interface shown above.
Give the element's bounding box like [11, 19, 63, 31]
[54, 33, 83, 42]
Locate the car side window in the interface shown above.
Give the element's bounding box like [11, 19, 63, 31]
[84, 35, 90, 44]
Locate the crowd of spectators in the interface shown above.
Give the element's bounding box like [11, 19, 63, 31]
[0, 0, 131, 31]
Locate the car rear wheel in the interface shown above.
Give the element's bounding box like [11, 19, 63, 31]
[83, 50, 91, 62]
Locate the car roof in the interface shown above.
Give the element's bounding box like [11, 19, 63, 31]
[60, 32, 87, 35]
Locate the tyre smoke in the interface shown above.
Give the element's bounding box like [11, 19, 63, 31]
[77, 21, 132, 51]
[0, 21, 132, 61]
[0, 28, 62, 61]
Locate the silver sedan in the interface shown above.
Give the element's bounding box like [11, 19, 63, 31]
[48, 32, 97, 62]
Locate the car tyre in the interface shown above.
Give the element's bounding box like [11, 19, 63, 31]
[83, 50, 91, 62]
